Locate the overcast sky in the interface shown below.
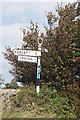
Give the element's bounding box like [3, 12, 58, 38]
[0, 0, 76, 86]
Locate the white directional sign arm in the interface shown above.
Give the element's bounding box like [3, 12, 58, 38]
[18, 56, 37, 63]
[14, 50, 41, 56]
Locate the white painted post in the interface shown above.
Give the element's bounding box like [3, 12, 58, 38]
[36, 38, 43, 95]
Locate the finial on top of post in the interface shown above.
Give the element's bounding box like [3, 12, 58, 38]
[37, 37, 43, 46]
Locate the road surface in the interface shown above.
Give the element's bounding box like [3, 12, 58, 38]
[0, 89, 20, 120]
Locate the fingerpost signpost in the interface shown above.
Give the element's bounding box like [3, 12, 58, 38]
[13, 37, 44, 96]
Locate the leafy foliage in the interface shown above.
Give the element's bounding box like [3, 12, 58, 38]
[5, 83, 10, 89]
[3, 2, 80, 117]
[43, 3, 80, 117]
[3, 85, 77, 118]
[5, 78, 19, 89]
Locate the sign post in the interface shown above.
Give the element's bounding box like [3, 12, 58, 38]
[36, 38, 43, 96]
[13, 36, 45, 96]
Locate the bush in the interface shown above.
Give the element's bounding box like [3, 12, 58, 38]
[9, 84, 77, 118]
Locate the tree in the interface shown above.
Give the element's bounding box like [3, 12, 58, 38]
[3, 2, 80, 88]
[0, 74, 4, 87]
[45, 2, 80, 117]
[3, 2, 80, 85]
[5, 83, 10, 89]
[5, 78, 19, 89]
[3, 22, 43, 85]
[3, 2, 80, 116]
[9, 78, 19, 89]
